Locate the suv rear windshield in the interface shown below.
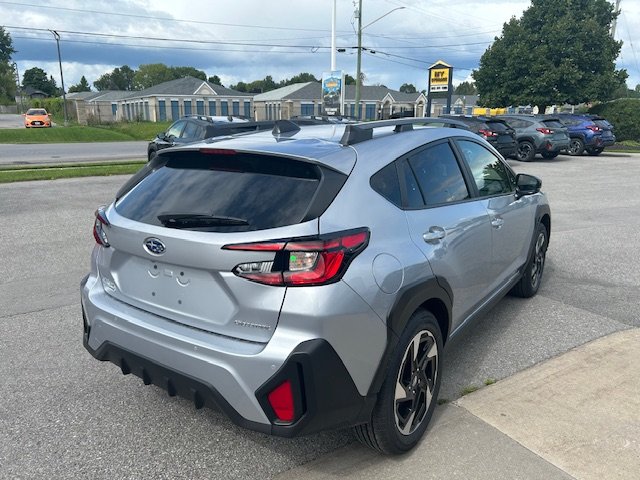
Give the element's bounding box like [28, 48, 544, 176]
[485, 121, 510, 131]
[542, 120, 565, 129]
[116, 151, 340, 232]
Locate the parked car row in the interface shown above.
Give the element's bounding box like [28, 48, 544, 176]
[440, 113, 616, 161]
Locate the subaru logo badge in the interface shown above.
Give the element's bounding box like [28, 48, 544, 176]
[144, 237, 166, 256]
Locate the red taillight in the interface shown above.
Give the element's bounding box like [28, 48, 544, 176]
[586, 125, 601, 132]
[536, 127, 554, 135]
[478, 129, 498, 138]
[199, 148, 237, 155]
[267, 380, 295, 423]
[93, 206, 110, 247]
[224, 228, 369, 287]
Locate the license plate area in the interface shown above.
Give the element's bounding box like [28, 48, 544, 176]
[110, 256, 236, 329]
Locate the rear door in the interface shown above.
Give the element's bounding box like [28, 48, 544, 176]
[401, 140, 493, 329]
[101, 150, 345, 343]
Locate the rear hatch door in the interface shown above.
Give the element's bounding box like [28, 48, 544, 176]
[99, 149, 348, 343]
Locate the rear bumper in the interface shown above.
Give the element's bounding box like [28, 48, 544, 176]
[81, 273, 375, 437]
[539, 138, 569, 153]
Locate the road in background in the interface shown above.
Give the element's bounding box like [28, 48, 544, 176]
[0, 141, 147, 165]
[0, 152, 638, 478]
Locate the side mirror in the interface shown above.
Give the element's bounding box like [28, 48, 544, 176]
[157, 132, 166, 140]
[516, 173, 542, 198]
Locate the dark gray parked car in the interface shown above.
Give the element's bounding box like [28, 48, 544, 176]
[497, 114, 570, 161]
[82, 118, 550, 455]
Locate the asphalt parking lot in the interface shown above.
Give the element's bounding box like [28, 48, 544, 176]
[1, 151, 638, 479]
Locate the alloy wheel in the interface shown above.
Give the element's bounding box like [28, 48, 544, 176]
[530, 230, 546, 289]
[394, 330, 438, 436]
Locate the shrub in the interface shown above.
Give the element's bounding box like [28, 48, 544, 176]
[589, 99, 640, 142]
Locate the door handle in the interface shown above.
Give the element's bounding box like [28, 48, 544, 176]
[423, 226, 446, 243]
[491, 217, 504, 229]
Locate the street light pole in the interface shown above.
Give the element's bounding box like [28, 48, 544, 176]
[50, 30, 68, 126]
[355, 0, 363, 119]
[12, 61, 24, 113]
[354, 4, 405, 120]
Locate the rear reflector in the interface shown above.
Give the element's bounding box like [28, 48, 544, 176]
[267, 380, 295, 422]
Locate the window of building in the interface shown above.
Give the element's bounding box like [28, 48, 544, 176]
[184, 100, 192, 116]
[244, 101, 251, 118]
[301, 103, 314, 116]
[196, 100, 204, 115]
[221, 100, 229, 116]
[209, 101, 216, 116]
[111, 103, 117, 117]
[232, 100, 240, 116]
[158, 100, 166, 121]
[170, 100, 179, 120]
[365, 104, 376, 120]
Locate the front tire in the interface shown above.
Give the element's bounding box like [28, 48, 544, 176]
[354, 310, 442, 455]
[516, 141, 535, 162]
[586, 147, 604, 156]
[511, 222, 548, 298]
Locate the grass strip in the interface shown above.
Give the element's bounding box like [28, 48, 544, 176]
[0, 161, 145, 183]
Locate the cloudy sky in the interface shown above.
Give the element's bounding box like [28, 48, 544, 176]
[2, 0, 639, 93]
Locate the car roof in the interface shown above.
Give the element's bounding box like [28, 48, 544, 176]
[159, 119, 481, 175]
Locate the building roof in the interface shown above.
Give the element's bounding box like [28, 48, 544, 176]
[129, 76, 251, 98]
[253, 82, 424, 103]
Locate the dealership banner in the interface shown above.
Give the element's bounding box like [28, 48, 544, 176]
[322, 71, 344, 116]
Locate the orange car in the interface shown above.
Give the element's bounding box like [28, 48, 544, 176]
[24, 108, 52, 128]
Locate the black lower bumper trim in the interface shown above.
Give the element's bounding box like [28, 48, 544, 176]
[83, 334, 376, 437]
[84, 339, 271, 435]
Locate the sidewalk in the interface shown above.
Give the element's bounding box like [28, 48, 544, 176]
[276, 328, 640, 480]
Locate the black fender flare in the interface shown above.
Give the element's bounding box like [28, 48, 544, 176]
[366, 276, 452, 397]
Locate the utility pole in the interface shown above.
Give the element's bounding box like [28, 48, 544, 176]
[12, 62, 23, 113]
[50, 30, 68, 126]
[355, 0, 363, 120]
[611, 0, 622, 37]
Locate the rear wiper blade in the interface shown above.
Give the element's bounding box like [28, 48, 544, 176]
[157, 214, 249, 228]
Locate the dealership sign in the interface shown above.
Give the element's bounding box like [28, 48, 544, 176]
[428, 61, 452, 93]
[322, 70, 344, 116]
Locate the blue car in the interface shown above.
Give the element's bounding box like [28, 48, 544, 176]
[555, 114, 616, 156]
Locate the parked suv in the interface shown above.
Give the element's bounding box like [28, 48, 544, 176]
[554, 113, 616, 156]
[82, 118, 550, 454]
[148, 116, 277, 161]
[440, 115, 517, 158]
[496, 114, 570, 161]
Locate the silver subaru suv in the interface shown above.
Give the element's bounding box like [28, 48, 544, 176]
[81, 118, 550, 454]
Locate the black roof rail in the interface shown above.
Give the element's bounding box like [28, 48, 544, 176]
[339, 118, 469, 146]
[272, 119, 301, 136]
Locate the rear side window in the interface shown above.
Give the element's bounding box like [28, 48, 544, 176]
[405, 142, 470, 206]
[370, 163, 402, 207]
[116, 152, 341, 232]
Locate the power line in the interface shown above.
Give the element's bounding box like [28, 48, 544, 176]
[0, 0, 352, 34]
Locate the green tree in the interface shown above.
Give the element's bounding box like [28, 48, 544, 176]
[171, 66, 206, 81]
[473, 0, 626, 112]
[22, 67, 58, 96]
[0, 27, 17, 102]
[399, 83, 417, 93]
[94, 65, 135, 91]
[454, 81, 477, 95]
[208, 75, 223, 85]
[229, 81, 247, 92]
[281, 72, 319, 86]
[344, 74, 356, 85]
[68, 75, 91, 93]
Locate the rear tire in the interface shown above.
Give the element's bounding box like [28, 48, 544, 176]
[541, 152, 559, 159]
[568, 138, 585, 156]
[516, 141, 535, 162]
[354, 310, 442, 455]
[511, 223, 548, 298]
[586, 147, 604, 156]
